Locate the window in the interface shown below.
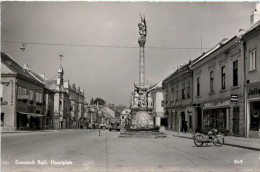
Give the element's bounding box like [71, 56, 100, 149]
[249, 49, 256, 71]
[36, 92, 42, 103]
[197, 77, 200, 96]
[221, 66, 226, 90]
[210, 71, 214, 92]
[18, 86, 22, 95]
[175, 84, 178, 100]
[36, 92, 39, 102]
[187, 81, 190, 98]
[161, 101, 164, 107]
[171, 84, 174, 101]
[233, 61, 238, 86]
[39, 93, 42, 103]
[182, 82, 185, 99]
[29, 90, 33, 100]
[22, 88, 27, 95]
[0, 84, 3, 98]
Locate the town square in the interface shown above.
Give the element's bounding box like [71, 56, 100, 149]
[1, 1, 260, 172]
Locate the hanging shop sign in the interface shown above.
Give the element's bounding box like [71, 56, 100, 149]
[231, 94, 238, 102]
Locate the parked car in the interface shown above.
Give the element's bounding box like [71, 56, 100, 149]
[109, 118, 121, 131]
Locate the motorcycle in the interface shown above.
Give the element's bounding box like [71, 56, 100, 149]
[194, 129, 224, 147]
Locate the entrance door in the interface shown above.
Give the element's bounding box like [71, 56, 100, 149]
[1, 113, 4, 130]
[181, 112, 185, 132]
[232, 107, 240, 136]
[161, 118, 168, 127]
[197, 107, 202, 131]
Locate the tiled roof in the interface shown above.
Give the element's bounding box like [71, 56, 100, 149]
[1, 52, 42, 85]
[242, 20, 260, 37]
[191, 38, 231, 67]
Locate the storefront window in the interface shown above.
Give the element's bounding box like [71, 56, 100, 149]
[203, 109, 226, 130]
[250, 101, 260, 131]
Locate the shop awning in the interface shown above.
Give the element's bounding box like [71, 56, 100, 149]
[17, 112, 45, 117]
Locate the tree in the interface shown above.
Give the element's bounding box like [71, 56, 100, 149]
[90, 98, 94, 105]
[93, 98, 106, 105]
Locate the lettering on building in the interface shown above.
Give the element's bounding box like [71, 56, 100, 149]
[204, 100, 230, 109]
[248, 87, 260, 96]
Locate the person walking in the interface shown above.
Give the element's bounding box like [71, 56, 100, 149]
[183, 121, 188, 133]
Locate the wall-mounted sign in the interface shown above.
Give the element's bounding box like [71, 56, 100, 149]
[248, 86, 260, 98]
[203, 99, 230, 109]
[231, 94, 238, 102]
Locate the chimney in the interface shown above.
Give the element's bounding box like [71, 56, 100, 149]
[40, 73, 46, 79]
[24, 64, 31, 72]
[250, 3, 260, 26]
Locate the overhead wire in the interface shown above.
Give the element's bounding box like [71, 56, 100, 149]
[1, 40, 210, 50]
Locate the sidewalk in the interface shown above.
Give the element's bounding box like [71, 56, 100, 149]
[1, 129, 61, 134]
[165, 130, 260, 151]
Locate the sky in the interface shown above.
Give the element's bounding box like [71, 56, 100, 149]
[1, 1, 257, 106]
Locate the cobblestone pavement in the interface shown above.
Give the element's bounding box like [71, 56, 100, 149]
[1, 129, 260, 172]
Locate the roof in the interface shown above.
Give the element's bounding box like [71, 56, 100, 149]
[1, 52, 43, 85]
[148, 81, 162, 91]
[242, 19, 260, 38]
[29, 70, 47, 84]
[121, 108, 131, 115]
[163, 61, 191, 84]
[101, 106, 115, 118]
[191, 38, 231, 67]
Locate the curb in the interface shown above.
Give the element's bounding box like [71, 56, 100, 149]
[1, 130, 60, 134]
[172, 134, 260, 151]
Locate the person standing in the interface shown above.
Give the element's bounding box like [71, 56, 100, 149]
[183, 121, 188, 133]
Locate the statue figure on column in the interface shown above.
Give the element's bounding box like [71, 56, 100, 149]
[138, 14, 147, 40]
[133, 90, 140, 107]
[147, 92, 153, 108]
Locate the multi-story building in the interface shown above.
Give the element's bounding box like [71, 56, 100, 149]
[83, 101, 90, 128]
[1, 52, 45, 131]
[64, 82, 85, 128]
[190, 36, 245, 136]
[243, 15, 260, 138]
[149, 81, 164, 127]
[162, 61, 194, 131]
[28, 70, 55, 130]
[46, 67, 70, 129]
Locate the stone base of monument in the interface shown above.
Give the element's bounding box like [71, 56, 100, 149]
[119, 130, 167, 138]
[119, 108, 166, 138]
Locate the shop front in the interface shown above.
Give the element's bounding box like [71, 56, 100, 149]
[202, 99, 230, 135]
[247, 83, 260, 138]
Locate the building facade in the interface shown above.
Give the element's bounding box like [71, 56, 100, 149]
[243, 20, 260, 138]
[162, 62, 194, 132]
[149, 81, 164, 127]
[1, 52, 45, 131]
[64, 82, 85, 129]
[191, 37, 245, 136]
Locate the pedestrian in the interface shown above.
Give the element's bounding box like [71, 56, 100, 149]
[183, 121, 188, 133]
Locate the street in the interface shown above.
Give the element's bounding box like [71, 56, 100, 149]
[1, 130, 260, 172]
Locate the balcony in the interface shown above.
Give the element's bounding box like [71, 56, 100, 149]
[17, 95, 29, 102]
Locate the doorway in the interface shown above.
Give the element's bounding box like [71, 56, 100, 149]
[181, 112, 185, 132]
[197, 107, 202, 132]
[161, 118, 168, 127]
[232, 107, 240, 136]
